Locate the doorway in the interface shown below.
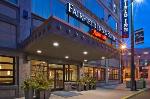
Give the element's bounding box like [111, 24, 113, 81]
[49, 64, 64, 90]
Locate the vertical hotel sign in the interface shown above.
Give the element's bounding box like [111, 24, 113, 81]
[122, 0, 129, 38]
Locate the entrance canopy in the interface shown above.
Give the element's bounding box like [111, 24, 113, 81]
[22, 16, 119, 62]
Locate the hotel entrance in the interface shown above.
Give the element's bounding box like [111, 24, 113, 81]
[48, 64, 64, 90]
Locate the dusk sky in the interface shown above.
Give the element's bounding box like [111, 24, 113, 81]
[125, 0, 150, 48]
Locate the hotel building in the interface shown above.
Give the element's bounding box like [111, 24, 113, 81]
[0, 0, 122, 98]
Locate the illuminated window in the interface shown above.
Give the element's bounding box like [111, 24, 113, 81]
[65, 65, 77, 81]
[0, 56, 15, 85]
[109, 68, 119, 80]
[94, 68, 105, 81]
[83, 67, 93, 77]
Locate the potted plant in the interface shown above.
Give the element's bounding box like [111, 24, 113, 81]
[83, 76, 90, 91]
[34, 73, 53, 99]
[21, 77, 37, 99]
[90, 78, 96, 90]
[76, 78, 84, 91]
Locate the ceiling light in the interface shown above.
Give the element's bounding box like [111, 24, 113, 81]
[128, 53, 131, 55]
[143, 52, 149, 55]
[83, 51, 88, 55]
[101, 56, 105, 59]
[65, 56, 69, 59]
[53, 42, 59, 47]
[42, 61, 46, 64]
[37, 50, 42, 54]
[84, 60, 88, 62]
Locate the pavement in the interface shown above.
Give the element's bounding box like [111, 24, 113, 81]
[128, 89, 150, 99]
[17, 83, 140, 99]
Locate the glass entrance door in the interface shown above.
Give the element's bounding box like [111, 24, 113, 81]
[55, 69, 63, 89]
[48, 64, 64, 90]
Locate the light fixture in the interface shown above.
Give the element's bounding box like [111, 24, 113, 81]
[84, 60, 88, 62]
[128, 53, 131, 55]
[53, 42, 59, 47]
[36, 50, 42, 54]
[42, 61, 46, 64]
[135, 0, 144, 3]
[138, 56, 141, 58]
[101, 56, 105, 59]
[120, 44, 127, 50]
[143, 52, 149, 55]
[83, 51, 88, 55]
[65, 56, 69, 59]
[7, 71, 11, 76]
[0, 65, 1, 69]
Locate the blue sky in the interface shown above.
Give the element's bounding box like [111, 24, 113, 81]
[124, 0, 150, 48]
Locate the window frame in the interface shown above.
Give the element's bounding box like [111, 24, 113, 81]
[0, 55, 15, 85]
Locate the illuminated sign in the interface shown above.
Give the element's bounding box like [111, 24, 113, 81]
[90, 29, 107, 41]
[122, 0, 129, 38]
[67, 2, 116, 41]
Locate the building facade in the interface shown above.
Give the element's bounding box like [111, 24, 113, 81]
[123, 48, 150, 82]
[0, 0, 122, 98]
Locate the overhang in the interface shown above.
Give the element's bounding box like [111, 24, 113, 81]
[21, 16, 119, 62]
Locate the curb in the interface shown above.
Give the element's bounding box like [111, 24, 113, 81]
[121, 88, 149, 99]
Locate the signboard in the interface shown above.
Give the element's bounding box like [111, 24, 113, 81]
[135, 28, 144, 45]
[90, 29, 107, 41]
[122, 0, 129, 38]
[66, 2, 116, 41]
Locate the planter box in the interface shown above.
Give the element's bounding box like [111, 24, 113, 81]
[126, 80, 146, 89]
[35, 90, 51, 99]
[24, 89, 34, 99]
[77, 84, 84, 91]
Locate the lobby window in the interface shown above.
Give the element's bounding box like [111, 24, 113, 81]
[94, 68, 105, 81]
[31, 60, 48, 78]
[84, 67, 93, 77]
[5, 0, 18, 4]
[0, 56, 15, 85]
[32, 0, 51, 19]
[65, 65, 77, 81]
[109, 68, 119, 80]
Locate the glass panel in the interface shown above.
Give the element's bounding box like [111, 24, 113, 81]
[32, 0, 51, 19]
[83, 67, 93, 77]
[0, 64, 13, 69]
[0, 78, 13, 84]
[49, 64, 63, 69]
[52, 0, 67, 21]
[55, 70, 63, 88]
[0, 56, 13, 63]
[65, 65, 69, 81]
[70, 65, 77, 81]
[5, 0, 17, 4]
[49, 70, 55, 89]
[0, 71, 13, 76]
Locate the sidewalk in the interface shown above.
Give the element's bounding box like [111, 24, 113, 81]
[17, 83, 139, 99]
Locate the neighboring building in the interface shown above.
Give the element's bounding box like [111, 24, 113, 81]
[123, 48, 150, 82]
[0, 0, 122, 98]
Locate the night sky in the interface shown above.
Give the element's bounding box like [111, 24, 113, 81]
[125, 0, 150, 48]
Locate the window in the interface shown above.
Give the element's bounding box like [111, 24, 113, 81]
[0, 56, 15, 85]
[52, 0, 68, 22]
[5, 0, 18, 4]
[83, 67, 93, 77]
[32, 0, 51, 19]
[107, 16, 118, 31]
[109, 68, 119, 80]
[94, 68, 105, 81]
[0, 21, 16, 48]
[31, 60, 48, 78]
[65, 65, 77, 81]
[81, 0, 104, 19]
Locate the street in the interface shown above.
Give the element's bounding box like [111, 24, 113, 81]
[129, 89, 150, 99]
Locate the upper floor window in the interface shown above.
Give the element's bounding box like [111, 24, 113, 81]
[107, 0, 118, 14]
[5, 0, 18, 4]
[0, 56, 15, 85]
[32, 0, 51, 19]
[81, 0, 104, 19]
[107, 15, 118, 32]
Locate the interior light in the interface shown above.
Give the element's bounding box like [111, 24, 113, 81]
[36, 50, 42, 54]
[65, 56, 69, 59]
[53, 42, 59, 47]
[83, 51, 88, 55]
